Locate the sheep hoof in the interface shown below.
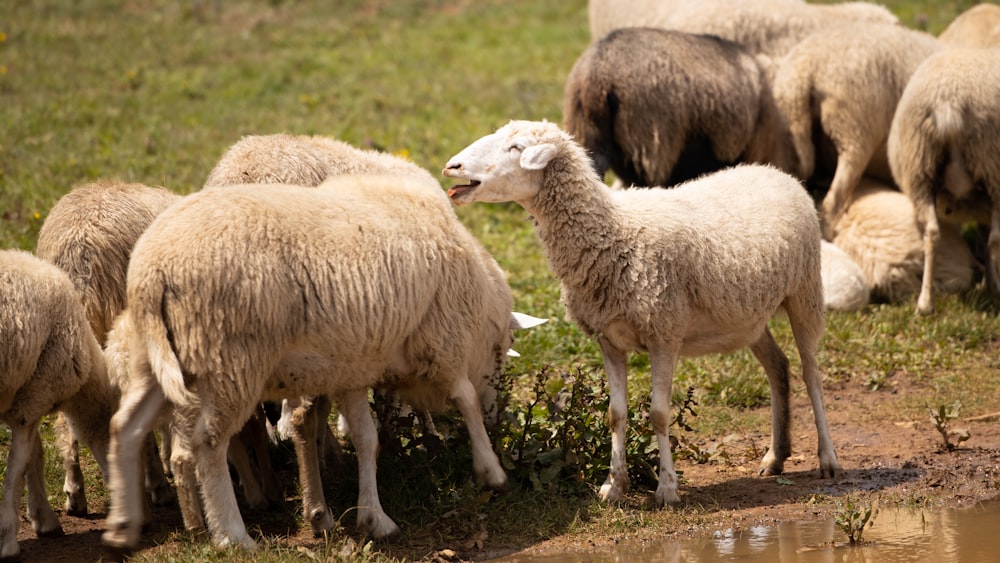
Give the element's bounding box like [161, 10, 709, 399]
[35, 525, 64, 539]
[357, 511, 401, 541]
[309, 507, 336, 537]
[654, 487, 681, 508]
[820, 461, 842, 479]
[64, 492, 88, 517]
[598, 479, 626, 504]
[102, 545, 133, 563]
[758, 464, 784, 477]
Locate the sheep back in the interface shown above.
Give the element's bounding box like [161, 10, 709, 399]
[938, 3, 1000, 49]
[563, 27, 776, 187]
[0, 249, 102, 418]
[127, 175, 513, 416]
[35, 180, 180, 344]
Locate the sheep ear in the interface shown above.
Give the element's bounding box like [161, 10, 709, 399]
[520, 144, 557, 170]
[510, 311, 547, 330]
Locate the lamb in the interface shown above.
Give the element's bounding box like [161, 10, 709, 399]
[102, 174, 524, 553]
[443, 120, 840, 507]
[0, 249, 112, 560]
[562, 27, 796, 188]
[887, 48, 1000, 314]
[830, 177, 974, 303]
[203, 132, 439, 189]
[938, 3, 1000, 49]
[770, 22, 941, 234]
[588, 0, 898, 57]
[35, 180, 180, 516]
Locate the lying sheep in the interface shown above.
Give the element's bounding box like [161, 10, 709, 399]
[444, 120, 840, 507]
[770, 22, 940, 233]
[35, 180, 179, 516]
[563, 27, 796, 188]
[888, 48, 1000, 314]
[938, 3, 1000, 49]
[831, 177, 974, 303]
[103, 174, 522, 552]
[820, 241, 870, 312]
[0, 249, 112, 560]
[204, 132, 438, 189]
[588, 0, 898, 57]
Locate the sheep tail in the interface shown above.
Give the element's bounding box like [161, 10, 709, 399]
[932, 103, 974, 199]
[932, 103, 964, 143]
[146, 290, 196, 406]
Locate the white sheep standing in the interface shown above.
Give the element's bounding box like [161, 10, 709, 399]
[102, 174, 523, 553]
[35, 179, 179, 516]
[770, 22, 941, 234]
[0, 249, 112, 560]
[888, 48, 1000, 314]
[563, 27, 796, 188]
[443, 120, 840, 507]
[831, 177, 974, 303]
[938, 3, 1000, 49]
[588, 0, 898, 57]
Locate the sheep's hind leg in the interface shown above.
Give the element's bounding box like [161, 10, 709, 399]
[339, 389, 400, 539]
[0, 422, 46, 559]
[25, 427, 63, 537]
[452, 377, 507, 490]
[597, 338, 630, 504]
[56, 413, 88, 516]
[916, 201, 941, 315]
[987, 206, 1000, 294]
[290, 395, 336, 536]
[197, 433, 256, 549]
[649, 341, 682, 506]
[750, 328, 792, 476]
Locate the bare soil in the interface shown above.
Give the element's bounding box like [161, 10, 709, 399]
[15, 377, 1000, 562]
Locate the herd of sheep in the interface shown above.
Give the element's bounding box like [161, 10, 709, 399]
[2, 0, 999, 559]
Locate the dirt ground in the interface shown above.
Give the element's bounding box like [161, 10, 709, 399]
[14, 377, 1000, 562]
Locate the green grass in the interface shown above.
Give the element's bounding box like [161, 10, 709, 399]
[1, 0, 996, 561]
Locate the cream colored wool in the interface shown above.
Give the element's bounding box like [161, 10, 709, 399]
[938, 3, 1000, 49]
[563, 27, 795, 188]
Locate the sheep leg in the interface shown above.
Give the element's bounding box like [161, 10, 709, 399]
[196, 433, 255, 549]
[242, 408, 284, 507]
[820, 145, 872, 239]
[338, 389, 400, 539]
[916, 201, 942, 315]
[26, 423, 64, 537]
[226, 421, 267, 510]
[451, 377, 507, 490]
[103, 379, 171, 554]
[55, 412, 88, 516]
[143, 432, 175, 506]
[988, 206, 1000, 294]
[597, 338, 630, 504]
[649, 342, 681, 506]
[750, 328, 792, 476]
[290, 395, 336, 536]
[786, 296, 841, 478]
[0, 422, 49, 559]
[169, 421, 205, 531]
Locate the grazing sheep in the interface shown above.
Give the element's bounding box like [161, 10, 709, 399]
[102, 174, 522, 552]
[204, 133, 438, 189]
[563, 27, 796, 188]
[0, 249, 111, 560]
[820, 241, 870, 312]
[443, 120, 840, 507]
[938, 3, 1000, 49]
[588, 0, 898, 57]
[770, 23, 940, 233]
[35, 180, 179, 516]
[888, 48, 1000, 314]
[831, 177, 974, 303]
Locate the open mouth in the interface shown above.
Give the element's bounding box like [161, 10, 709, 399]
[446, 180, 480, 200]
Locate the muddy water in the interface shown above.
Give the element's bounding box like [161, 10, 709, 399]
[497, 500, 1000, 562]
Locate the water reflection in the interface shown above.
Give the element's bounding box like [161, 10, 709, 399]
[495, 500, 1000, 562]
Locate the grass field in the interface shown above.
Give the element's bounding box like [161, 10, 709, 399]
[1, 1, 997, 561]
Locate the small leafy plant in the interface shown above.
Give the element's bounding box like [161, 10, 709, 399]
[928, 401, 971, 451]
[834, 494, 878, 546]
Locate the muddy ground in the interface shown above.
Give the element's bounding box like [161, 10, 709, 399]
[14, 375, 1000, 562]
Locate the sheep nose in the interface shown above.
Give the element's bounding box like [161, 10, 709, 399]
[445, 162, 462, 170]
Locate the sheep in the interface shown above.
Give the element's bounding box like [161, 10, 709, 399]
[35, 180, 180, 516]
[770, 22, 941, 234]
[102, 174, 524, 553]
[443, 120, 840, 507]
[562, 27, 796, 188]
[887, 48, 1000, 314]
[203, 132, 439, 189]
[588, 0, 898, 57]
[0, 249, 112, 560]
[830, 177, 975, 303]
[938, 3, 1000, 49]
[820, 241, 870, 312]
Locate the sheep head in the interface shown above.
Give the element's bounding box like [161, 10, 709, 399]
[443, 120, 566, 206]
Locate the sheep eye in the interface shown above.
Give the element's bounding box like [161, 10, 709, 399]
[508, 144, 523, 153]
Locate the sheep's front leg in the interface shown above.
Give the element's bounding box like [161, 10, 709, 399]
[55, 413, 87, 516]
[290, 395, 336, 536]
[197, 433, 255, 549]
[649, 342, 681, 506]
[597, 338, 630, 503]
[916, 201, 941, 315]
[452, 377, 507, 490]
[338, 390, 400, 539]
[103, 379, 170, 555]
[750, 328, 792, 476]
